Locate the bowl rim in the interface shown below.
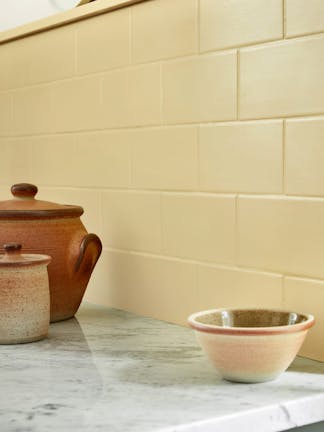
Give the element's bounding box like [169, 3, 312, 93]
[188, 308, 315, 336]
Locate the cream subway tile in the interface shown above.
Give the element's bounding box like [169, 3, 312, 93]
[238, 196, 324, 279]
[0, 185, 9, 200]
[10, 139, 33, 183]
[76, 8, 130, 75]
[0, 44, 11, 90]
[284, 276, 324, 361]
[38, 187, 102, 237]
[101, 250, 197, 325]
[50, 76, 103, 132]
[162, 52, 236, 124]
[0, 92, 12, 135]
[160, 256, 198, 324]
[236, 50, 240, 119]
[286, 0, 324, 37]
[240, 35, 324, 119]
[30, 135, 77, 186]
[199, 120, 282, 193]
[162, 193, 236, 264]
[102, 63, 161, 128]
[132, 0, 197, 64]
[0, 43, 12, 91]
[286, 117, 324, 196]
[84, 249, 110, 304]
[75, 131, 131, 188]
[12, 85, 52, 135]
[0, 136, 9, 180]
[28, 25, 75, 85]
[200, 0, 282, 52]
[102, 190, 162, 253]
[0, 38, 30, 90]
[198, 264, 282, 311]
[101, 250, 134, 310]
[0, 24, 74, 89]
[132, 126, 198, 190]
[0, 138, 32, 184]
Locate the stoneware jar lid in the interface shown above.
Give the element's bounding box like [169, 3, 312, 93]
[0, 183, 83, 219]
[0, 243, 51, 267]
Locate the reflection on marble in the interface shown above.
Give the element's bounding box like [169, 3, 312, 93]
[0, 303, 324, 432]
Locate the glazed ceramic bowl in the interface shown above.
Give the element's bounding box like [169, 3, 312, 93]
[188, 308, 315, 383]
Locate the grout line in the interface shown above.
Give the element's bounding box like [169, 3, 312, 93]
[90, 189, 324, 202]
[98, 189, 104, 240]
[194, 261, 199, 308]
[160, 192, 166, 254]
[197, 0, 200, 53]
[199, 31, 324, 53]
[128, 7, 133, 65]
[236, 50, 240, 120]
[29, 139, 34, 180]
[102, 246, 324, 284]
[19, 184, 324, 202]
[6, 113, 324, 138]
[282, 119, 286, 194]
[225, 112, 324, 122]
[159, 63, 164, 125]
[283, 0, 287, 38]
[27, 142, 33, 182]
[196, 125, 201, 191]
[285, 30, 324, 39]
[99, 73, 104, 107]
[235, 193, 324, 201]
[73, 133, 78, 153]
[74, 26, 78, 76]
[129, 128, 134, 188]
[10, 92, 13, 136]
[234, 194, 239, 266]
[31, 187, 239, 197]
[281, 275, 286, 308]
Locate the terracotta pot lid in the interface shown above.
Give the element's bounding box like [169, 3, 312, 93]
[0, 243, 51, 267]
[0, 183, 83, 219]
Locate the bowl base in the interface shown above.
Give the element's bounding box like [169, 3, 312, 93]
[222, 372, 280, 384]
[0, 333, 47, 344]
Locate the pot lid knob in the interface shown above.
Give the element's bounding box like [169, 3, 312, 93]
[11, 183, 38, 199]
[4, 243, 22, 254]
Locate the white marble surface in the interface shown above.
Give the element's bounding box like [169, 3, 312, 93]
[0, 303, 324, 432]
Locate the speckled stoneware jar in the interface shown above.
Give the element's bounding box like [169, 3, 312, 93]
[188, 308, 315, 383]
[0, 243, 51, 344]
[0, 183, 102, 322]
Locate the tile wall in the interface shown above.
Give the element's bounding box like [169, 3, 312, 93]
[1, 0, 324, 360]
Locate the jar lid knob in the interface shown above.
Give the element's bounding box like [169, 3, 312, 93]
[4, 243, 22, 253]
[11, 183, 38, 199]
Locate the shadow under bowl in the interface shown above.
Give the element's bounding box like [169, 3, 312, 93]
[188, 308, 315, 383]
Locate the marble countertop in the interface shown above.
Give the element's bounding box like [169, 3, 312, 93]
[1, 303, 324, 432]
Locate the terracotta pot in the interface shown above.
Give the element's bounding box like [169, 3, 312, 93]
[0, 243, 51, 344]
[0, 183, 102, 322]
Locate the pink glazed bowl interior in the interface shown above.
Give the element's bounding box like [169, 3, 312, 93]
[188, 308, 315, 383]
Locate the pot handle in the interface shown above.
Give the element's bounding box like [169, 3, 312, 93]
[74, 233, 102, 279]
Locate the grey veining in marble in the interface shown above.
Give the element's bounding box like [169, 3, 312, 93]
[0, 303, 324, 432]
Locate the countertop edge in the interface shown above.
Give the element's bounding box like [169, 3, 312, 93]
[158, 394, 324, 432]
